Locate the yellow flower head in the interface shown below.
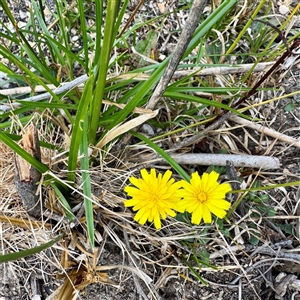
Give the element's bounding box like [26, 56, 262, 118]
[176, 171, 232, 225]
[124, 168, 182, 229]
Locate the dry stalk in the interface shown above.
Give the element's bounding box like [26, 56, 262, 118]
[229, 114, 300, 148]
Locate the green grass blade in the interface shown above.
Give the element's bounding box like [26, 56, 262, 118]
[0, 117, 32, 129]
[51, 183, 75, 221]
[225, 0, 267, 55]
[28, 9, 47, 66]
[30, 0, 65, 65]
[113, 0, 128, 38]
[80, 115, 94, 248]
[0, 44, 57, 86]
[0, 45, 68, 107]
[39, 33, 85, 67]
[0, 132, 63, 152]
[163, 91, 241, 114]
[94, 0, 103, 67]
[0, 0, 16, 24]
[55, 0, 74, 79]
[185, 0, 238, 58]
[181, 255, 208, 285]
[0, 232, 64, 263]
[89, 0, 121, 143]
[17, 102, 77, 109]
[67, 75, 93, 184]
[77, 0, 89, 72]
[164, 91, 255, 120]
[97, 1, 239, 145]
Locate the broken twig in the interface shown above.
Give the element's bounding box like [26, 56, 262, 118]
[14, 123, 43, 218]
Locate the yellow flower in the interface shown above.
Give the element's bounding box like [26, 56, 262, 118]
[124, 168, 182, 229]
[176, 171, 231, 225]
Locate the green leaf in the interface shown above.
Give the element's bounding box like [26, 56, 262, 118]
[0, 0, 16, 25]
[98, 61, 167, 142]
[276, 223, 293, 235]
[249, 233, 260, 245]
[284, 102, 296, 112]
[135, 29, 157, 66]
[77, 0, 89, 72]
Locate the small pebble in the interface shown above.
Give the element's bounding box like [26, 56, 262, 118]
[140, 124, 155, 136]
[279, 5, 290, 14]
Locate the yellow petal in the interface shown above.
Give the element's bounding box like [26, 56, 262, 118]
[124, 186, 140, 197]
[191, 204, 203, 225]
[214, 183, 232, 194]
[140, 169, 151, 185]
[206, 204, 228, 219]
[161, 170, 172, 185]
[135, 208, 148, 225]
[190, 172, 201, 189]
[124, 199, 140, 207]
[203, 204, 212, 223]
[175, 200, 186, 213]
[208, 199, 231, 210]
[157, 206, 167, 219]
[153, 214, 162, 229]
[129, 176, 140, 187]
[179, 181, 195, 195]
[164, 208, 176, 217]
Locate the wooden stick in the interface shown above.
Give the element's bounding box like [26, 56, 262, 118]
[138, 152, 280, 169]
[169, 153, 280, 169]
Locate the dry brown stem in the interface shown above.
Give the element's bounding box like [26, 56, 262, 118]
[14, 123, 43, 218]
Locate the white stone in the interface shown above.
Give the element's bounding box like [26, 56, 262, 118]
[279, 5, 290, 14]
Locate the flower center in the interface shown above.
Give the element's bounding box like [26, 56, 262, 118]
[150, 190, 161, 203]
[197, 192, 207, 203]
[152, 194, 159, 202]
